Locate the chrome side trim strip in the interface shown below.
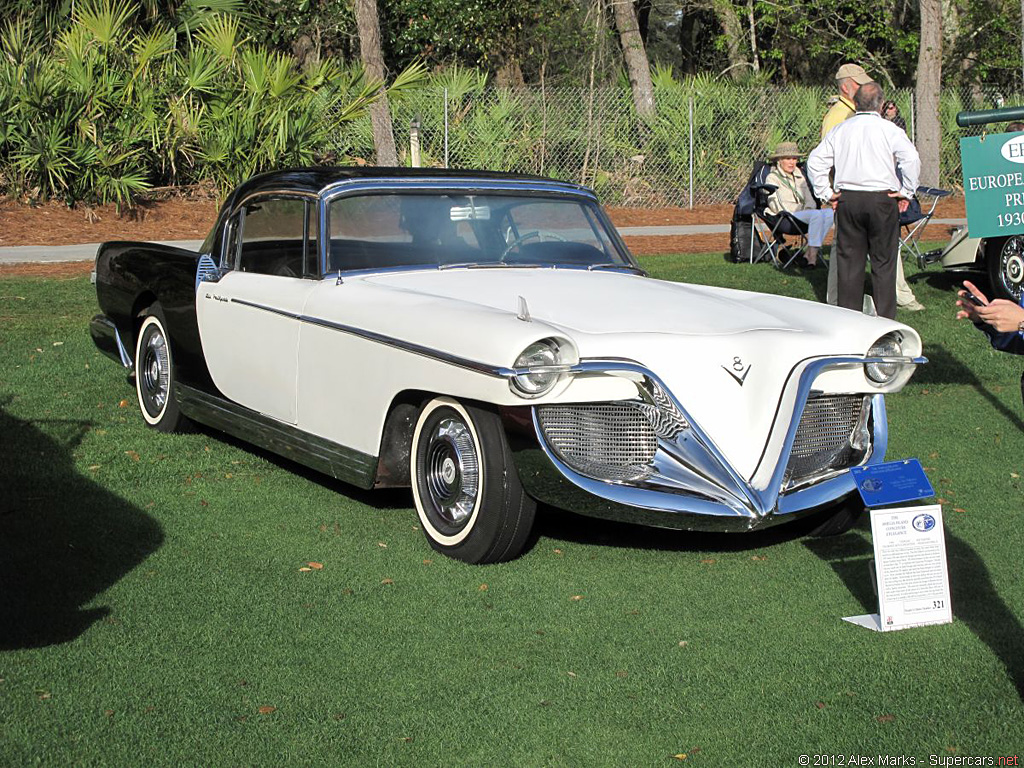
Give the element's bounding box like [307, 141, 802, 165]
[175, 383, 378, 489]
[228, 298, 514, 379]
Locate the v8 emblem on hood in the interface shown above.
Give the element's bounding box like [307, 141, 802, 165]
[722, 356, 751, 386]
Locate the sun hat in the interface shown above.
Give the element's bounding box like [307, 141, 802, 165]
[835, 63, 873, 84]
[768, 141, 802, 160]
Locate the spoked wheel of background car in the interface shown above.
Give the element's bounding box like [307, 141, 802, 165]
[410, 397, 536, 564]
[135, 303, 189, 433]
[984, 235, 1024, 302]
[807, 495, 866, 537]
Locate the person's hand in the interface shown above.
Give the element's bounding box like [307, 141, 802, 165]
[975, 298, 1024, 333]
[829, 192, 840, 210]
[888, 191, 909, 213]
[955, 279, 988, 322]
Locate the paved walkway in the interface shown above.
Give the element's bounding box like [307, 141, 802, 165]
[0, 220, 967, 264]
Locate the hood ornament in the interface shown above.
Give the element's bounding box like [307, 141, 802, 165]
[516, 296, 532, 322]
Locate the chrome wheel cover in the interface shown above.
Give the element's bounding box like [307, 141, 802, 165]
[140, 328, 170, 416]
[998, 237, 1024, 302]
[424, 417, 480, 528]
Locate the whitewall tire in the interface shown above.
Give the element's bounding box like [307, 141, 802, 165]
[410, 397, 536, 564]
[135, 303, 188, 433]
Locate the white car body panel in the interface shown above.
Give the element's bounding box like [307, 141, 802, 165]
[197, 271, 319, 424]
[938, 227, 983, 268]
[288, 269, 917, 479]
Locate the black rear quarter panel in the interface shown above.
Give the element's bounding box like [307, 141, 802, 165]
[95, 241, 215, 391]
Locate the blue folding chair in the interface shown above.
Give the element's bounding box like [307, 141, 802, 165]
[899, 185, 950, 264]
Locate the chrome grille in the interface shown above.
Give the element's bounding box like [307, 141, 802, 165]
[786, 394, 870, 483]
[538, 403, 657, 482]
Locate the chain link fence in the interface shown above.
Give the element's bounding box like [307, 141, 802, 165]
[325, 83, 1018, 208]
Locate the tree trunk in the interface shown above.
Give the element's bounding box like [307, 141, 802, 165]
[678, 13, 701, 76]
[915, 0, 942, 185]
[353, 0, 397, 166]
[711, 0, 748, 81]
[746, 0, 759, 73]
[611, 0, 656, 119]
[495, 59, 526, 89]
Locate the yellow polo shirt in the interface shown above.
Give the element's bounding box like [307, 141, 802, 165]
[821, 96, 856, 139]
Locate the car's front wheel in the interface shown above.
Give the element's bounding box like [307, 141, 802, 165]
[410, 397, 536, 564]
[135, 304, 189, 433]
[984, 235, 1024, 302]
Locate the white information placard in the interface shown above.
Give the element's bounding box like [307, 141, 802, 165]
[843, 504, 952, 632]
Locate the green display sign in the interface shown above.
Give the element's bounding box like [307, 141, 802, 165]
[961, 131, 1024, 238]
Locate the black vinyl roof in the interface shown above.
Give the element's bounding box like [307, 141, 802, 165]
[228, 166, 590, 206]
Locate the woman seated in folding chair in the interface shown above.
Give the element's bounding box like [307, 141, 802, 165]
[764, 141, 834, 268]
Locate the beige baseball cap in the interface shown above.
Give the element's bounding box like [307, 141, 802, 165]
[835, 63, 873, 84]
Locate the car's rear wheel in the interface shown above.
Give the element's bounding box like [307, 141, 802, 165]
[410, 397, 536, 564]
[984, 235, 1024, 302]
[135, 303, 189, 433]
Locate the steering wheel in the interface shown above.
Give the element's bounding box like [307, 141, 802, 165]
[500, 230, 568, 262]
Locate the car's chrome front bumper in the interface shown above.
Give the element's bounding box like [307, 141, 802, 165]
[503, 356, 923, 533]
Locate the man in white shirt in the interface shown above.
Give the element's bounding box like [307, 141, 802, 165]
[807, 82, 921, 320]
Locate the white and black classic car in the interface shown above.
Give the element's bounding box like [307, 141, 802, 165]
[91, 168, 925, 563]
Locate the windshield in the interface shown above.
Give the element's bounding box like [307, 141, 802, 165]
[326, 193, 633, 272]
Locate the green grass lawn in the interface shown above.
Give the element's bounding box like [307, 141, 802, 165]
[1, 256, 1022, 766]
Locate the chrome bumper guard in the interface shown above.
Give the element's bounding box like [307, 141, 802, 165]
[90, 315, 133, 370]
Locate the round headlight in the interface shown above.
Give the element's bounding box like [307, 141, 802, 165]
[510, 339, 566, 397]
[864, 333, 903, 385]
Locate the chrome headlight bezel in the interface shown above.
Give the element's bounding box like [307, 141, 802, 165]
[509, 338, 576, 398]
[864, 332, 904, 386]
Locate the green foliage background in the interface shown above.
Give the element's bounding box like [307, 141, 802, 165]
[1, 0, 1022, 208]
[0, 0, 424, 206]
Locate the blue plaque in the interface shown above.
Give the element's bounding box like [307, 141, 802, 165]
[850, 459, 935, 508]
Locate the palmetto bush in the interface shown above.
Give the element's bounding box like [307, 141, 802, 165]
[0, 0, 422, 207]
[2, 2, 1012, 210]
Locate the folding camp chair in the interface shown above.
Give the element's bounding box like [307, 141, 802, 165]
[728, 161, 772, 263]
[899, 185, 950, 264]
[750, 183, 810, 270]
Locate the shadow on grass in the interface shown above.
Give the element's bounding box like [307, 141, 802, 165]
[535, 504, 832, 555]
[0, 401, 164, 650]
[192, 423, 413, 512]
[805, 528, 1024, 700]
[914, 343, 1024, 431]
[910, 266, 981, 294]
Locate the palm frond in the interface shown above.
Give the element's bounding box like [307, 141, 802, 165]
[195, 13, 246, 63]
[74, 0, 135, 49]
[132, 25, 176, 80]
[386, 60, 429, 96]
[267, 52, 302, 99]
[180, 47, 221, 97]
[1, 15, 34, 66]
[176, 0, 252, 35]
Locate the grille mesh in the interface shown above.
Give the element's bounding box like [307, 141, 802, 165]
[787, 394, 868, 481]
[538, 403, 657, 482]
